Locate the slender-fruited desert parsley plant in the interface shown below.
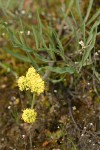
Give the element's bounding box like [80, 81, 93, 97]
[17, 66, 45, 123]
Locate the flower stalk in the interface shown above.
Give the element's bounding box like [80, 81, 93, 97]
[31, 93, 36, 109]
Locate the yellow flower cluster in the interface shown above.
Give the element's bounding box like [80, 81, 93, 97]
[17, 76, 26, 91]
[17, 67, 45, 95]
[22, 108, 37, 123]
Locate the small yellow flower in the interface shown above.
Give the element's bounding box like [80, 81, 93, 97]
[17, 67, 45, 95]
[26, 67, 36, 77]
[22, 108, 37, 123]
[17, 76, 26, 91]
[27, 73, 45, 95]
[25, 67, 45, 95]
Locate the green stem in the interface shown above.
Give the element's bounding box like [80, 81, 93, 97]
[31, 93, 35, 108]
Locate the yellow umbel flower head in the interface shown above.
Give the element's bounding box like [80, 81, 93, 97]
[17, 66, 45, 95]
[30, 75, 45, 95]
[26, 67, 36, 77]
[26, 67, 45, 95]
[26, 71, 45, 95]
[17, 76, 26, 91]
[22, 108, 37, 123]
